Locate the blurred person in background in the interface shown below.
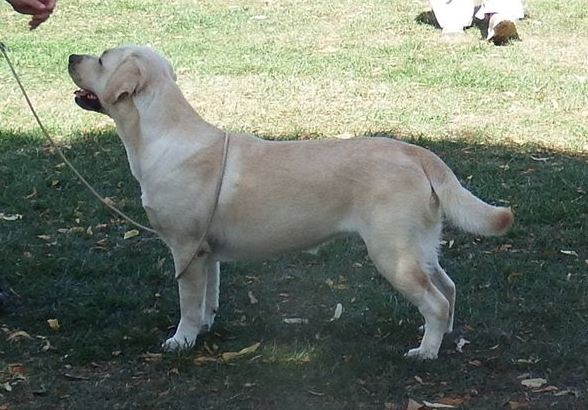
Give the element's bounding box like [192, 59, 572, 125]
[430, 0, 525, 44]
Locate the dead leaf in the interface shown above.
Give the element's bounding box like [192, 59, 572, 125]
[384, 402, 396, 410]
[123, 229, 139, 240]
[533, 385, 558, 393]
[422, 400, 456, 408]
[521, 378, 547, 388]
[37, 235, 52, 241]
[437, 397, 469, 406]
[0, 213, 23, 221]
[407, 398, 424, 410]
[194, 356, 220, 365]
[64, 373, 89, 381]
[25, 187, 37, 199]
[455, 338, 470, 353]
[9, 363, 25, 374]
[283, 318, 308, 324]
[530, 156, 551, 162]
[7, 330, 32, 342]
[141, 352, 162, 362]
[68, 227, 85, 234]
[554, 389, 579, 397]
[103, 197, 115, 206]
[508, 400, 528, 409]
[47, 318, 60, 331]
[2, 382, 12, 392]
[507, 272, 523, 283]
[41, 339, 54, 352]
[221, 342, 261, 362]
[248, 291, 258, 305]
[95, 239, 108, 250]
[330, 303, 343, 321]
[559, 250, 578, 257]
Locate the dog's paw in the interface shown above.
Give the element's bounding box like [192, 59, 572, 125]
[162, 335, 197, 352]
[404, 347, 438, 360]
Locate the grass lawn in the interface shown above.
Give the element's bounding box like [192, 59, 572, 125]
[1, 0, 587, 409]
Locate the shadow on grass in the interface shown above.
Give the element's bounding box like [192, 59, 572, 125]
[0, 129, 586, 409]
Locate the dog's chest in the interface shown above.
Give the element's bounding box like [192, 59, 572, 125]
[140, 191, 152, 208]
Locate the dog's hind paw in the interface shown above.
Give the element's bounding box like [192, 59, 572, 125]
[162, 335, 197, 352]
[404, 347, 438, 360]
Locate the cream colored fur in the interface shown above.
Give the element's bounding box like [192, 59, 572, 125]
[68, 45, 513, 360]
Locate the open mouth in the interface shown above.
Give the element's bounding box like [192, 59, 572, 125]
[74, 89, 103, 112]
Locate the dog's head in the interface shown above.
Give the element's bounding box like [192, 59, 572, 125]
[67, 45, 176, 115]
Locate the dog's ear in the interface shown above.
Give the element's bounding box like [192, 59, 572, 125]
[103, 55, 145, 105]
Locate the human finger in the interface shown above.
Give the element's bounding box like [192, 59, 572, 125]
[29, 12, 50, 29]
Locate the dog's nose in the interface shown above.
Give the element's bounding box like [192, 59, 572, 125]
[68, 54, 82, 66]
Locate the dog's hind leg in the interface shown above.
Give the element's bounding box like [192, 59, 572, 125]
[366, 234, 450, 360]
[428, 263, 455, 333]
[162, 256, 208, 351]
[202, 261, 220, 331]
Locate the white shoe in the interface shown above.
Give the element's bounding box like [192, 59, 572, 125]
[487, 13, 518, 43]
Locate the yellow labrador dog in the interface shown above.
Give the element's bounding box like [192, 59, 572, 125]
[68, 45, 513, 359]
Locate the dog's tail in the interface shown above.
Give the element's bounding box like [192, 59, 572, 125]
[419, 148, 513, 236]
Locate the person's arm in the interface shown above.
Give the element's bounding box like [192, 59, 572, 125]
[5, 0, 56, 29]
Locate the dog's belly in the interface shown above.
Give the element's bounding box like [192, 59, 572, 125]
[209, 212, 352, 261]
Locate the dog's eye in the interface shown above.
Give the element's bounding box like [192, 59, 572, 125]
[98, 58, 103, 66]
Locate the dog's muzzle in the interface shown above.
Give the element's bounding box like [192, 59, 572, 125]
[68, 54, 104, 113]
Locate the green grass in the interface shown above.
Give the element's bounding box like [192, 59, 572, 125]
[1, 0, 587, 409]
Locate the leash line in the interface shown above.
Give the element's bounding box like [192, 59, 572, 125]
[175, 130, 230, 279]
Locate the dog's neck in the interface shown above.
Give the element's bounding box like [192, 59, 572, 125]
[108, 83, 222, 183]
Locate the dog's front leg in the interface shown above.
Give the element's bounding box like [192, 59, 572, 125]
[202, 260, 220, 331]
[162, 257, 208, 351]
